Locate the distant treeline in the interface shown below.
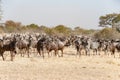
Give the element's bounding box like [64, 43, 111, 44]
[0, 20, 120, 40]
[0, 20, 96, 35]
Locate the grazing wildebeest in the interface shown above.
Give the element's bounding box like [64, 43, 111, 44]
[16, 35, 31, 57]
[87, 38, 100, 55]
[74, 38, 83, 57]
[110, 40, 120, 58]
[105, 40, 116, 57]
[37, 36, 69, 58]
[74, 37, 102, 56]
[74, 36, 90, 56]
[45, 38, 59, 57]
[37, 37, 46, 58]
[1, 36, 17, 61]
[29, 36, 38, 54]
[115, 41, 120, 58]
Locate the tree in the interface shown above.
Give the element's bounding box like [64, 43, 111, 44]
[99, 13, 118, 28]
[5, 20, 21, 27]
[113, 14, 120, 23]
[27, 23, 39, 29]
[94, 28, 120, 39]
[25, 23, 41, 32]
[74, 27, 84, 34]
[54, 25, 72, 35]
[4, 20, 22, 32]
[74, 27, 95, 35]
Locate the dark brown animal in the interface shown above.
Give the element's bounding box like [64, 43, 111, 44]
[2, 37, 17, 61]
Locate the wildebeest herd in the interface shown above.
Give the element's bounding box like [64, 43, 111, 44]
[0, 33, 120, 61]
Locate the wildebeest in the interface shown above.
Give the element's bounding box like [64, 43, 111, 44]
[74, 37, 106, 56]
[37, 36, 69, 58]
[74, 36, 91, 57]
[115, 41, 120, 58]
[0, 33, 120, 61]
[0, 35, 17, 61]
[37, 37, 46, 58]
[0, 39, 4, 60]
[45, 36, 69, 57]
[74, 38, 83, 57]
[16, 35, 31, 57]
[29, 35, 38, 54]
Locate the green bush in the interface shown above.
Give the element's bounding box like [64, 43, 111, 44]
[94, 28, 120, 39]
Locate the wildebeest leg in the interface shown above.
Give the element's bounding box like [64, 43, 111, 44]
[88, 49, 90, 56]
[41, 47, 44, 58]
[10, 51, 14, 61]
[93, 49, 96, 55]
[48, 51, 50, 57]
[114, 53, 115, 58]
[37, 48, 41, 56]
[104, 50, 107, 56]
[38, 51, 41, 56]
[85, 49, 87, 56]
[42, 51, 44, 59]
[27, 51, 29, 58]
[79, 49, 81, 57]
[20, 49, 23, 57]
[54, 50, 57, 57]
[61, 49, 63, 57]
[95, 49, 98, 55]
[1, 53, 5, 61]
[76, 46, 79, 57]
[19, 49, 22, 57]
[111, 50, 115, 58]
[97, 48, 101, 55]
[22, 49, 26, 57]
[85, 48, 90, 56]
[33, 48, 36, 53]
[78, 49, 82, 57]
[27, 49, 30, 58]
[93, 49, 95, 56]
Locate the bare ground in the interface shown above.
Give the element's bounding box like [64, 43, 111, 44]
[0, 47, 120, 80]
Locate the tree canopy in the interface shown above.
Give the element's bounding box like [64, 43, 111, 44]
[99, 13, 119, 28]
[113, 14, 120, 23]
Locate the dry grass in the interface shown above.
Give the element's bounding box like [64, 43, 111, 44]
[0, 47, 120, 80]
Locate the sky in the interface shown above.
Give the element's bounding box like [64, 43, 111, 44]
[1, 0, 120, 29]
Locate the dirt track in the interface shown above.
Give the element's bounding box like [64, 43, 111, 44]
[0, 47, 120, 80]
